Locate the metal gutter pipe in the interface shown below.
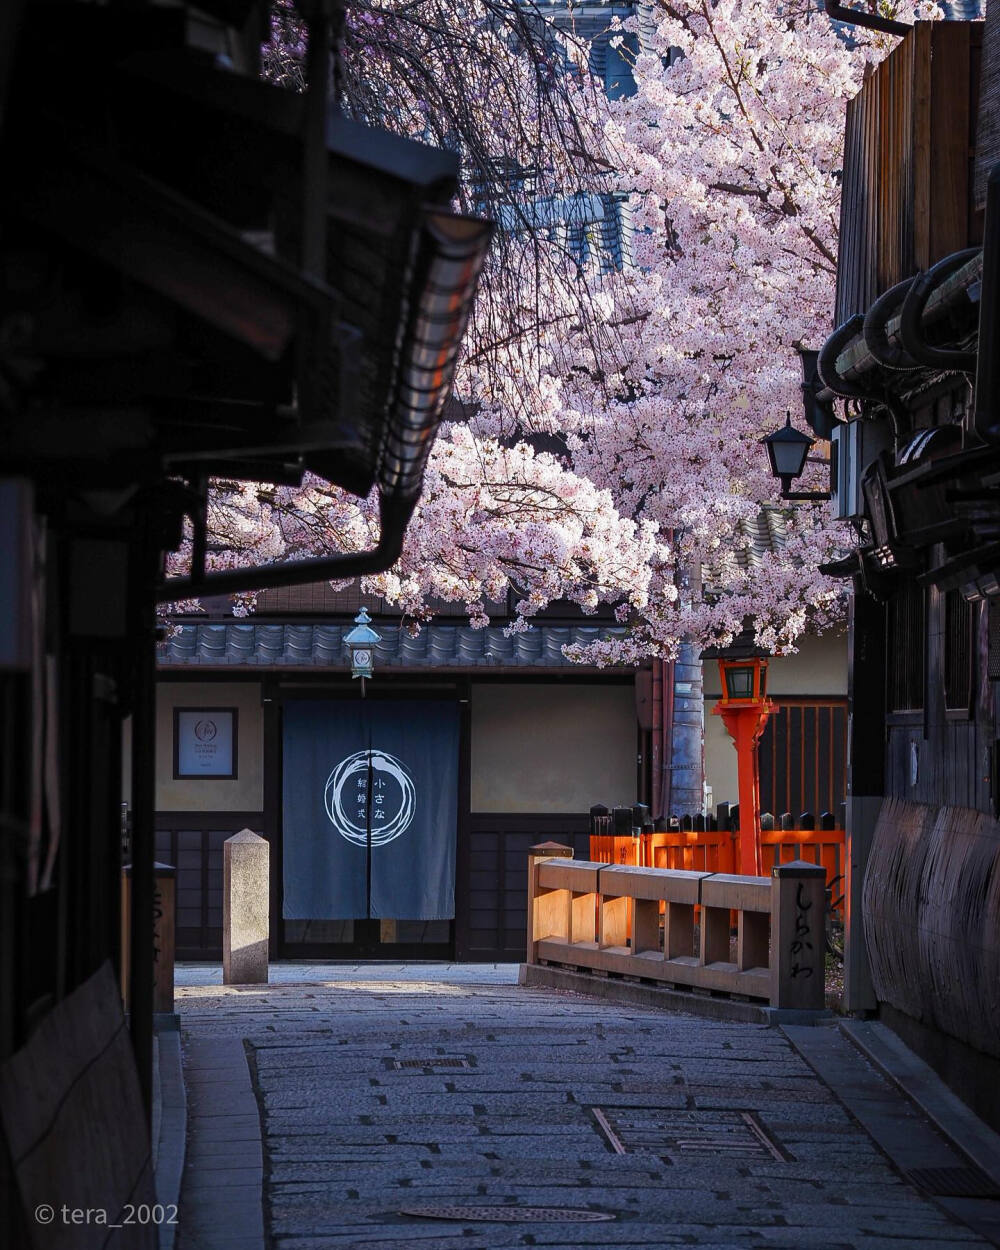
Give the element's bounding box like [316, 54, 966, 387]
[823, 0, 910, 39]
[898, 248, 981, 374]
[862, 277, 919, 370]
[155, 491, 413, 600]
[817, 315, 869, 399]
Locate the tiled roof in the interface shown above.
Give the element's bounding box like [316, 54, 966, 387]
[732, 508, 789, 572]
[702, 507, 790, 594]
[158, 622, 628, 669]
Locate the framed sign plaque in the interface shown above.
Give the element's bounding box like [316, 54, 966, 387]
[173, 708, 238, 779]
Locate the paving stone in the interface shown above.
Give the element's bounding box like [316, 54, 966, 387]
[176, 967, 994, 1249]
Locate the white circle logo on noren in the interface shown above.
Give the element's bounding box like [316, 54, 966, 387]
[323, 750, 416, 847]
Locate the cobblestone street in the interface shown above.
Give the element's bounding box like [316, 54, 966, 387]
[174, 966, 995, 1249]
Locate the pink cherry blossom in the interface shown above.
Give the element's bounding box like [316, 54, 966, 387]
[169, 0, 932, 662]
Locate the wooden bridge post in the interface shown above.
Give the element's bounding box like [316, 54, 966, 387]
[526, 842, 573, 964]
[771, 860, 826, 1009]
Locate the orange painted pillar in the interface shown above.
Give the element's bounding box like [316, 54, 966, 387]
[713, 700, 772, 877]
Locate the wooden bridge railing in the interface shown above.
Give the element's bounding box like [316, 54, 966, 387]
[527, 844, 826, 1010]
[590, 820, 845, 919]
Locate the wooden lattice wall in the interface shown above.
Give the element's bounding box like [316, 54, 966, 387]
[836, 22, 984, 324]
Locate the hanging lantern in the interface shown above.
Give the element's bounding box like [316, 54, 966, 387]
[345, 607, 380, 682]
[717, 656, 768, 704]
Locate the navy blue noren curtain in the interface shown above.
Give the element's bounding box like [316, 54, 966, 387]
[282, 700, 459, 921]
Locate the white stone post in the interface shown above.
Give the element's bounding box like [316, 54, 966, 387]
[223, 829, 269, 985]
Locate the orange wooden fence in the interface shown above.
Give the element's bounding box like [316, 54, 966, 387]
[590, 828, 845, 917]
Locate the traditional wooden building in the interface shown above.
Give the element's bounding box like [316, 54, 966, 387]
[0, 0, 491, 1240]
[155, 589, 637, 963]
[811, 10, 1000, 1129]
[152, 572, 847, 963]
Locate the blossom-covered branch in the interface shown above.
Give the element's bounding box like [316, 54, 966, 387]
[175, 0, 934, 660]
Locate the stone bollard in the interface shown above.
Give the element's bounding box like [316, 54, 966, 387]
[771, 859, 826, 1010]
[223, 830, 269, 985]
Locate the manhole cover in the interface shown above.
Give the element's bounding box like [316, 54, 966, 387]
[392, 1057, 470, 1070]
[908, 1167, 1000, 1198]
[399, 1206, 615, 1223]
[593, 1106, 788, 1163]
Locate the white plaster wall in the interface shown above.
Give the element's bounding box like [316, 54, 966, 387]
[471, 682, 636, 812]
[155, 681, 263, 811]
[703, 632, 848, 698]
[705, 711, 741, 811]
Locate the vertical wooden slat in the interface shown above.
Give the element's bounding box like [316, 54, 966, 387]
[930, 24, 972, 265]
[834, 705, 847, 811]
[835, 97, 859, 322]
[792, 707, 804, 817]
[781, 706, 791, 816]
[839, 24, 980, 319]
[867, 60, 880, 306]
[913, 24, 932, 271]
[818, 706, 832, 816]
[759, 718, 773, 816]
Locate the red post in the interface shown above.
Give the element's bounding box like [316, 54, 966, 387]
[712, 658, 774, 877]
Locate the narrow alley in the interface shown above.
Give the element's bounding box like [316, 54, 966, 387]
[174, 967, 998, 1250]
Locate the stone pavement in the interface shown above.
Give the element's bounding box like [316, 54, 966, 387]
[173, 964, 998, 1250]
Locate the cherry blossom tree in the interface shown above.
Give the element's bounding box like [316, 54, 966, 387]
[188, 0, 664, 630]
[547, 0, 889, 659]
[179, 0, 928, 658]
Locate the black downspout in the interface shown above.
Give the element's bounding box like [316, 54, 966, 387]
[157, 491, 415, 602]
[817, 315, 869, 400]
[823, 0, 910, 38]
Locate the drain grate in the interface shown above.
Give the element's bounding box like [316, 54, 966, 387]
[908, 1167, 1000, 1198]
[392, 1057, 470, 1070]
[593, 1106, 788, 1163]
[400, 1206, 615, 1223]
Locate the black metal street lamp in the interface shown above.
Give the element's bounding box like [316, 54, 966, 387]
[762, 412, 831, 501]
